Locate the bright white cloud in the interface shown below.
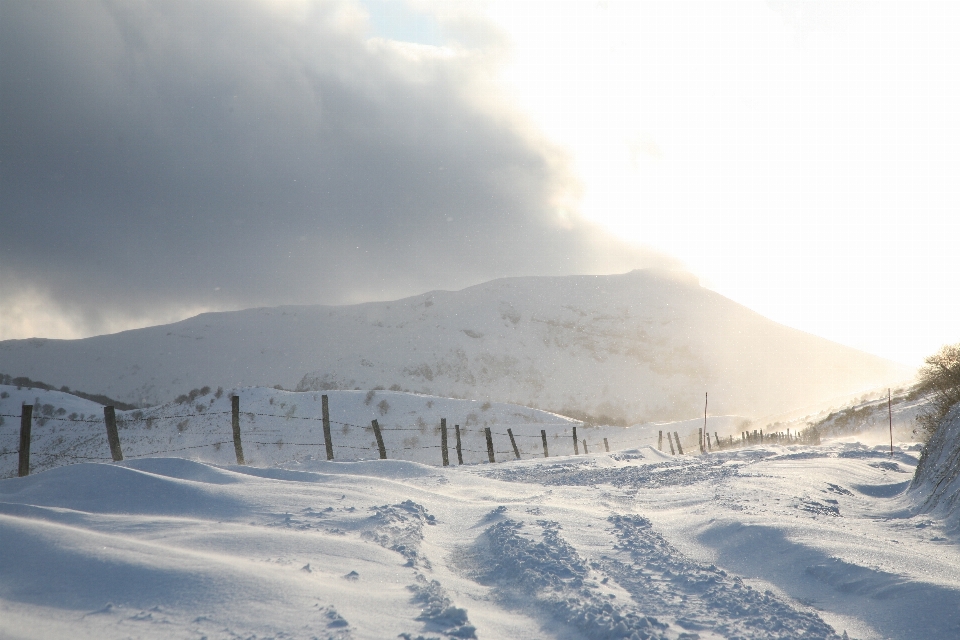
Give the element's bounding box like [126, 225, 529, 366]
[473, 0, 960, 365]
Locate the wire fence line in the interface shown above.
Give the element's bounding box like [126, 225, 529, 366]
[2, 394, 815, 478]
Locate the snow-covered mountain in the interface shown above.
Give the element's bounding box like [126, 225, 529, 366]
[0, 269, 909, 421]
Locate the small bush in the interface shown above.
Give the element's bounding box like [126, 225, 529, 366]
[377, 399, 390, 416]
[915, 343, 960, 439]
[176, 386, 212, 404]
[365, 390, 376, 405]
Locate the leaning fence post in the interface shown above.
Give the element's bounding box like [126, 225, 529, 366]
[103, 406, 124, 461]
[541, 429, 549, 457]
[18, 404, 32, 477]
[658, 430, 663, 451]
[667, 431, 676, 455]
[231, 395, 245, 465]
[572, 426, 579, 455]
[322, 394, 334, 460]
[440, 418, 449, 466]
[714, 432, 720, 449]
[583, 439, 588, 454]
[507, 429, 521, 460]
[674, 431, 684, 455]
[455, 424, 463, 465]
[699, 427, 704, 454]
[484, 427, 495, 463]
[371, 419, 387, 459]
[603, 437, 610, 452]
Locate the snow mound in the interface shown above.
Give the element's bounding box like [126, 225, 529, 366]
[910, 404, 960, 528]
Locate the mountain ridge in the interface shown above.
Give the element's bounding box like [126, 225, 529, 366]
[0, 269, 910, 421]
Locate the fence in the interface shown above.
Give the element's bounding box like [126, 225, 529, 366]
[0, 395, 820, 477]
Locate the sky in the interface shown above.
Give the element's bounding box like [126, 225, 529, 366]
[1, 0, 958, 367]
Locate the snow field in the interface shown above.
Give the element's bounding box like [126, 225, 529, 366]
[3, 433, 957, 638]
[4, 383, 960, 638]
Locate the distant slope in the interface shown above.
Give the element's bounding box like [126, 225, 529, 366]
[0, 269, 910, 421]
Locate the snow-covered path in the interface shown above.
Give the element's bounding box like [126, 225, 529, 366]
[1, 441, 956, 639]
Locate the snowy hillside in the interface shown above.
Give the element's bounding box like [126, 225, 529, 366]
[759, 386, 930, 447]
[0, 270, 909, 422]
[910, 404, 960, 530]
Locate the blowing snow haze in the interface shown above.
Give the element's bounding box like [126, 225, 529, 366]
[0, 0, 657, 338]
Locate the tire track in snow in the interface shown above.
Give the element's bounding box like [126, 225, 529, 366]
[603, 514, 843, 639]
[475, 513, 670, 639]
[471, 510, 843, 639]
[364, 500, 477, 639]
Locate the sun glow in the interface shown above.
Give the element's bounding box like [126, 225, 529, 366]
[480, 1, 960, 365]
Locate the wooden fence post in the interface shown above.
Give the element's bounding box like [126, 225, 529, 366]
[541, 429, 549, 458]
[603, 437, 609, 452]
[322, 394, 334, 460]
[888, 388, 894, 456]
[703, 391, 708, 451]
[583, 439, 588, 454]
[698, 427, 704, 454]
[231, 395, 245, 465]
[714, 432, 720, 449]
[103, 406, 123, 461]
[572, 426, 579, 455]
[18, 404, 32, 477]
[440, 418, 449, 466]
[674, 431, 684, 455]
[667, 431, 675, 455]
[507, 429, 521, 460]
[455, 424, 463, 465]
[484, 427, 495, 463]
[371, 419, 387, 459]
[759, 429, 764, 444]
[658, 430, 663, 451]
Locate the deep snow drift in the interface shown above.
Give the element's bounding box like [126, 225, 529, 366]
[0, 270, 909, 420]
[3, 424, 958, 638]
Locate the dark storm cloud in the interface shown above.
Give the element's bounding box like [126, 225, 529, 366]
[0, 0, 655, 336]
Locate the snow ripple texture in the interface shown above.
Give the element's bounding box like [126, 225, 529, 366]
[482, 451, 774, 490]
[475, 511, 841, 640]
[365, 500, 477, 639]
[605, 514, 842, 639]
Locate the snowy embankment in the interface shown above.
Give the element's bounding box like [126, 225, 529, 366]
[0, 385, 747, 479]
[3, 425, 960, 638]
[910, 404, 960, 530]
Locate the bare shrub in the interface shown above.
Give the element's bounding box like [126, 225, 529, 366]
[914, 343, 960, 439]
